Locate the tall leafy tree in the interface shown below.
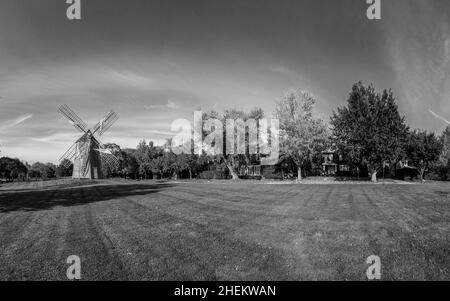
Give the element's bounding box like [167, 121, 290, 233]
[101, 143, 123, 178]
[120, 149, 139, 179]
[331, 82, 409, 182]
[275, 89, 329, 181]
[56, 159, 73, 177]
[27, 162, 55, 180]
[202, 108, 265, 180]
[134, 140, 159, 178]
[0, 157, 28, 180]
[440, 126, 450, 167]
[171, 153, 198, 179]
[406, 130, 443, 181]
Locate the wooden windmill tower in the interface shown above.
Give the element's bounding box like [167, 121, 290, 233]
[58, 104, 119, 179]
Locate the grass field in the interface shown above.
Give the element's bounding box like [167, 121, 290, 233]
[0, 179, 448, 280]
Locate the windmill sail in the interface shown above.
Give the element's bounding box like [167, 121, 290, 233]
[58, 104, 88, 133]
[59, 143, 78, 167]
[94, 140, 120, 171]
[94, 148, 112, 155]
[92, 110, 118, 136]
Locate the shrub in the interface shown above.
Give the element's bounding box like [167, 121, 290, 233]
[261, 166, 283, 180]
[426, 165, 449, 181]
[198, 170, 229, 180]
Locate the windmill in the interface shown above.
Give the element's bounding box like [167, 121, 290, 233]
[58, 104, 119, 179]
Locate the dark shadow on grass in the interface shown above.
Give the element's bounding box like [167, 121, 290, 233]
[0, 183, 174, 213]
[0, 180, 104, 193]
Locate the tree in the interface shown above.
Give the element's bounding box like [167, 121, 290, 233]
[275, 90, 329, 181]
[0, 157, 28, 180]
[221, 109, 247, 180]
[440, 126, 450, 167]
[331, 82, 409, 182]
[406, 130, 443, 181]
[182, 154, 200, 179]
[151, 153, 171, 179]
[45, 163, 57, 179]
[135, 140, 152, 178]
[28, 162, 56, 180]
[27, 166, 40, 180]
[56, 159, 73, 178]
[202, 108, 266, 180]
[120, 149, 139, 179]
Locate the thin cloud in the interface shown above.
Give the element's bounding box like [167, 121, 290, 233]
[145, 129, 176, 136]
[381, 1, 450, 129]
[31, 132, 78, 143]
[0, 114, 32, 129]
[268, 65, 305, 84]
[429, 110, 450, 125]
[269, 65, 292, 74]
[144, 99, 179, 110]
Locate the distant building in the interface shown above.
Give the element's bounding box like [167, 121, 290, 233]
[322, 149, 337, 175]
[239, 165, 261, 177]
[321, 149, 350, 176]
[395, 159, 419, 180]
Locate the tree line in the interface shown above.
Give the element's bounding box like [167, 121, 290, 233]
[0, 159, 73, 182]
[1, 82, 449, 182]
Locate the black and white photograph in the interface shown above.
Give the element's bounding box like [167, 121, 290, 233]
[0, 0, 449, 290]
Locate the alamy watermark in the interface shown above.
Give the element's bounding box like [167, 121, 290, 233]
[65, 1, 382, 21]
[64, 253, 380, 280]
[170, 111, 279, 166]
[366, 0, 381, 20]
[66, 255, 81, 280]
[66, 0, 81, 20]
[366, 255, 381, 280]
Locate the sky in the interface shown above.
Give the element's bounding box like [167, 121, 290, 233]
[0, 0, 449, 163]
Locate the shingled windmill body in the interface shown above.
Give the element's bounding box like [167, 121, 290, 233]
[58, 105, 119, 179]
[72, 130, 103, 179]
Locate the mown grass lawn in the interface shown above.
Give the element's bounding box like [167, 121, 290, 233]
[0, 179, 448, 280]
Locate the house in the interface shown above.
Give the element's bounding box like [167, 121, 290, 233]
[395, 159, 418, 180]
[321, 149, 351, 176]
[239, 165, 261, 177]
[322, 149, 337, 175]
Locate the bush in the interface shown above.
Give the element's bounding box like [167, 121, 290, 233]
[307, 168, 325, 177]
[198, 170, 229, 180]
[260, 166, 279, 180]
[426, 165, 449, 181]
[239, 175, 262, 180]
[395, 167, 420, 181]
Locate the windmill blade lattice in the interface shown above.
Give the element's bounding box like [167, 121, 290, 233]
[58, 104, 88, 133]
[92, 110, 119, 136]
[94, 138, 120, 170]
[58, 143, 78, 167]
